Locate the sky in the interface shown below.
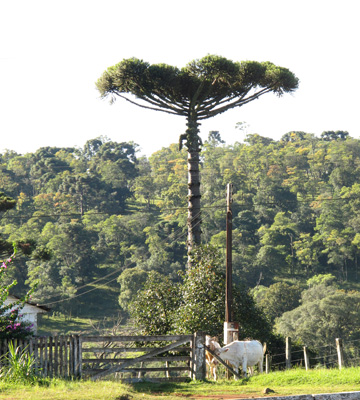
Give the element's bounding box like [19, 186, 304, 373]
[0, 0, 358, 158]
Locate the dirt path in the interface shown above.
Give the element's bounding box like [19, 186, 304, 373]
[171, 393, 264, 399]
[189, 396, 254, 399]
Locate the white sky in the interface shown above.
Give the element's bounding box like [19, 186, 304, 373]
[0, 0, 358, 157]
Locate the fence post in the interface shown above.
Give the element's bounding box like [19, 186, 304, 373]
[39, 337, 44, 377]
[49, 336, 53, 378]
[43, 337, 48, 377]
[54, 335, 58, 376]
[303, 346, 310, 371]
[59, 336, 64, 377]
[69, 336, 73, 377]
[189, 336, 194, 379]
[78, 335, 82, 379]
[192, 332, 206, 380]
[73, 335, 80, 378]
[33, 337, 39, 375]
[265, 354, 270, 374]
[29, 337, 34, 360]
[286, 337, 291, 370]
[336, 338, 344, 370]
[64, 336, 68, 378]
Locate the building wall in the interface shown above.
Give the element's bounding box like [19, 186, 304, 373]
[4, 297, 48, 335]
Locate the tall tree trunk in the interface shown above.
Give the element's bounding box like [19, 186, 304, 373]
[185, 116, 202, 264]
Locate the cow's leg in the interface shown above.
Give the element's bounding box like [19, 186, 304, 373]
[228, 362, 240, 380]
[207, 363, 212, 379]
[242, 361, 248, 378]
[233, 366, 240, 380]
[212, 364, 217, 381]
[248, 366, 254, 376]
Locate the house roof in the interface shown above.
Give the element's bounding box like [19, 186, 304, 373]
[7, 295, 51, 313]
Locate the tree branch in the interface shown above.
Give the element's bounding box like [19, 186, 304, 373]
[112, 92, 186, 117]
[197, 87, 273, 119]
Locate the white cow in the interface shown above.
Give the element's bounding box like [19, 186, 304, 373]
[214, 340, 265, 379]
[205, 335, 221, 380]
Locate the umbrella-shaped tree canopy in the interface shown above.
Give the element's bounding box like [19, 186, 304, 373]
[96, 55, 299, 261]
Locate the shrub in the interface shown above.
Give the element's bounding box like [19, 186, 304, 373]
[0, 250, 35, 339]
[0, 341, 40, 384]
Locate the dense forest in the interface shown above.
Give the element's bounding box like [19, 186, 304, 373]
[1, 130, 360, 347]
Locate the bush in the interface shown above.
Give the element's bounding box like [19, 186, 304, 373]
[0, 342, 40, 384]
[130, 244, 278, 346]
[0, 250, 35, 340]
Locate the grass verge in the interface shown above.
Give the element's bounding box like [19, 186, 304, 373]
[1, 367, 360, 400]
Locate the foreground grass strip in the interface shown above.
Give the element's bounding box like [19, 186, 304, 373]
[0, 380, 141, 400]
[1, 368, 360, 400]
[129, 368, 360, 397]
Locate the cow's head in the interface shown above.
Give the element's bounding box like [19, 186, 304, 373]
[214, 347, 229, 356]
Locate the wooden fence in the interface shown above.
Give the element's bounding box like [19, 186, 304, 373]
[0, 335, 82, 378]
[2, 334, 356, 380]
[0, 333, 206, 382]
[265, 337, 354, 372]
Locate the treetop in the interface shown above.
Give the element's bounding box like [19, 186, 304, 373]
[96, 55, 299, 120]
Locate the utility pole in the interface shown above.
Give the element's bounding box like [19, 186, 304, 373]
[224, 184, 238, 346]
[225, 183, 233, 323]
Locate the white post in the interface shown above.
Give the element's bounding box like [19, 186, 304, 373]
[265, 354, 270, 374]
[336, 338, 344, 370]
[303, 346, 310, 371]
[286, 337, 291, 370]
[223, 322, 239, 379]
[223, 321, 239, 345]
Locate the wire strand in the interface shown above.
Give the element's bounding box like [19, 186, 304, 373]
[37, 210, 205, 307]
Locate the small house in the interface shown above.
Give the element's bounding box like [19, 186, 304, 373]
[4, 295, 50, 335]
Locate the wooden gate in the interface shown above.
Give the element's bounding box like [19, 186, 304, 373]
[81, 333, 206, 382]
[0, 332, 207, 381]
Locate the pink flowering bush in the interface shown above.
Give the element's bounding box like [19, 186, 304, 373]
[0, 250, 34, 339]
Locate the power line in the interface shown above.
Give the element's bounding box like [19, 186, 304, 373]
[2, 193, 359, 222]
[3, 191, 360, 306]
[35, 264, 131, 307]
[2, 211, 111, 219]
[37, 211, 204, 307]
[40, 275, 122, 307]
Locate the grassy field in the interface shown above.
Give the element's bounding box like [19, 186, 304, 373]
[37, 307, 129, 336]
[1, 367, 360, 400]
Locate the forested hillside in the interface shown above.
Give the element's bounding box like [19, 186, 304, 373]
[1, 131, 360, 344]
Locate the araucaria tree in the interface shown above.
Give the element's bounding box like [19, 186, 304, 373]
[96, 55, 299, 260]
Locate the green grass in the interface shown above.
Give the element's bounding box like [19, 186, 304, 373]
[37, 266, 122, 331]
[38, 312, 136, 337]
[1, 367, 360, 400]
[37, 281, 124, 336]
[37, 314, 93, 335]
